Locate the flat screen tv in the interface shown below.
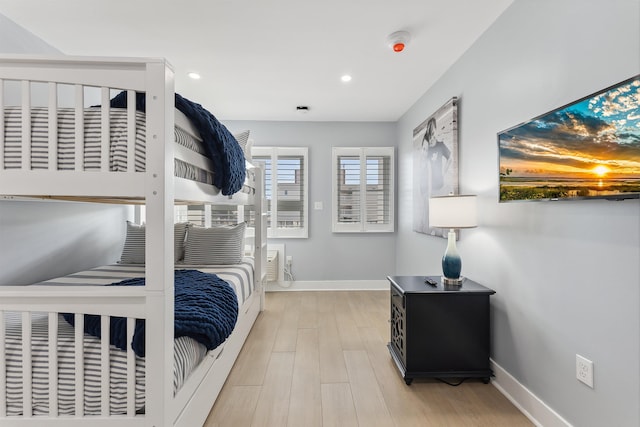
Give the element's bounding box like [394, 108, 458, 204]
[498, 75, 640, 202]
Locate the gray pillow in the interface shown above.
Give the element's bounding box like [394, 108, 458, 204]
[120, 221, 190, 264]
[184, 223, 246, 265]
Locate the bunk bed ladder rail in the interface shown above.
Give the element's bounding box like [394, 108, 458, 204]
[0, 57, 150, 198]
[253, 164, 268, 309]
[0, 85, 140, 173]
[0, 301, 144, 425]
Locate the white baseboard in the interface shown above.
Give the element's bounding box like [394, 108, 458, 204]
[490, 359, 572, 427]
[266, 280, 388, 292]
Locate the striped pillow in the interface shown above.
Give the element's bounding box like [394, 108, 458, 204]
[184, 223, 246, 265]
[233, 130, 251, 160]
[120, 222, 191, 264]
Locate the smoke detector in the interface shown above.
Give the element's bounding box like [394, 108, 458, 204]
[387, 30, 411, 52]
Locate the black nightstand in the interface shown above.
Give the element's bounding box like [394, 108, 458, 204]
[387, 275, 495, 385]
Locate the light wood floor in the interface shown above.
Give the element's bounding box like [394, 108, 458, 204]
[205, 291, 532, 427]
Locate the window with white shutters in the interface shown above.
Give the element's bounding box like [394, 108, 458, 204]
[252, 147, 308, 238]
[332, 147, 394, 233]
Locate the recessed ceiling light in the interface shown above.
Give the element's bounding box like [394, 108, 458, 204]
[341, 74, 352, 83]
[187, 72, 201, 80]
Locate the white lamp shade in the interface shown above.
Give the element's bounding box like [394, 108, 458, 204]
[429, 195, 477, 229]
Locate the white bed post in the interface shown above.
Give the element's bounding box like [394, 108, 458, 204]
[254, 166, 267, 310]
[143, 59, 175, 427]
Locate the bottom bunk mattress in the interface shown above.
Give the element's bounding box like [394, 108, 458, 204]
[2, 260, 255, 417]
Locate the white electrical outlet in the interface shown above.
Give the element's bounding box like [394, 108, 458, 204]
[286, 255, 293, 265]
[576, 354, 594, 388]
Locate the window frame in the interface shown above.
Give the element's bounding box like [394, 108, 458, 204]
[252, 146, 309, 238]
[332, 146, 395, 233]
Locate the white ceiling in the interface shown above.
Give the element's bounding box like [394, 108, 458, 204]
[0, 0, 513, 122]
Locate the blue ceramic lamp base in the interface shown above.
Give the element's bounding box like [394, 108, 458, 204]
[442, 229, 463, 285]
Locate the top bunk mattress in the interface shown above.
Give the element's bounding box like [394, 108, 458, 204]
[1, 106, 255, 193]
[3, 106, 198, 168]
[0, 92, 249, 195]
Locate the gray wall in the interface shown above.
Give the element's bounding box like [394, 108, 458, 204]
[0, 13, 131, 285]
[226, 120, 397, 281]
[0, 200, 130, 285]
[0, 14, 58, 53]
[395, 1, 640, 426]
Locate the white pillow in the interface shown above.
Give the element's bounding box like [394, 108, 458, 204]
[184, 223, 246, 265]
[120, 221, 190, 264]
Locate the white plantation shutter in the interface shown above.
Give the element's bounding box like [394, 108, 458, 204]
[252, 147, 308, 238]
[336, 154, 361, 225]
[332, 147, 394, 233]
[276, 154, 305, 228]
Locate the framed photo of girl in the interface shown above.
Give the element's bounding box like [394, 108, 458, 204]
[412, 97, 459, 237]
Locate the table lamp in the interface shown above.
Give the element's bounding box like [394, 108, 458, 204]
[428, 195, 477, 285]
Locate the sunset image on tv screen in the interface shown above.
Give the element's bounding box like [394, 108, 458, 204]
[499, 75, 640, 202]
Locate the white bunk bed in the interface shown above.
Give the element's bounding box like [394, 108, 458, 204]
[0, 55, 267, 427]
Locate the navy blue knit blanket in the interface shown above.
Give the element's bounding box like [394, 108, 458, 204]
[62, 270, 239, 357]
[108, 91, 246, 195]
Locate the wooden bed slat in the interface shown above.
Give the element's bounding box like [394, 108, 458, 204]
[21, 80, 31, 171]
[0, 79, 4, 170]
[127, 89, 136, 171]
[48, 312, 59, 417]
[74, 313, 84, 417]
[101, 87, 111, 171]
[126, 317, 136, 417]
[74, 85, 84, 171]
[101, 315, 110, 416]
[21, 311, 32, 417]
[48, 83, 58, 171]
[0, 311, 6, 417]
